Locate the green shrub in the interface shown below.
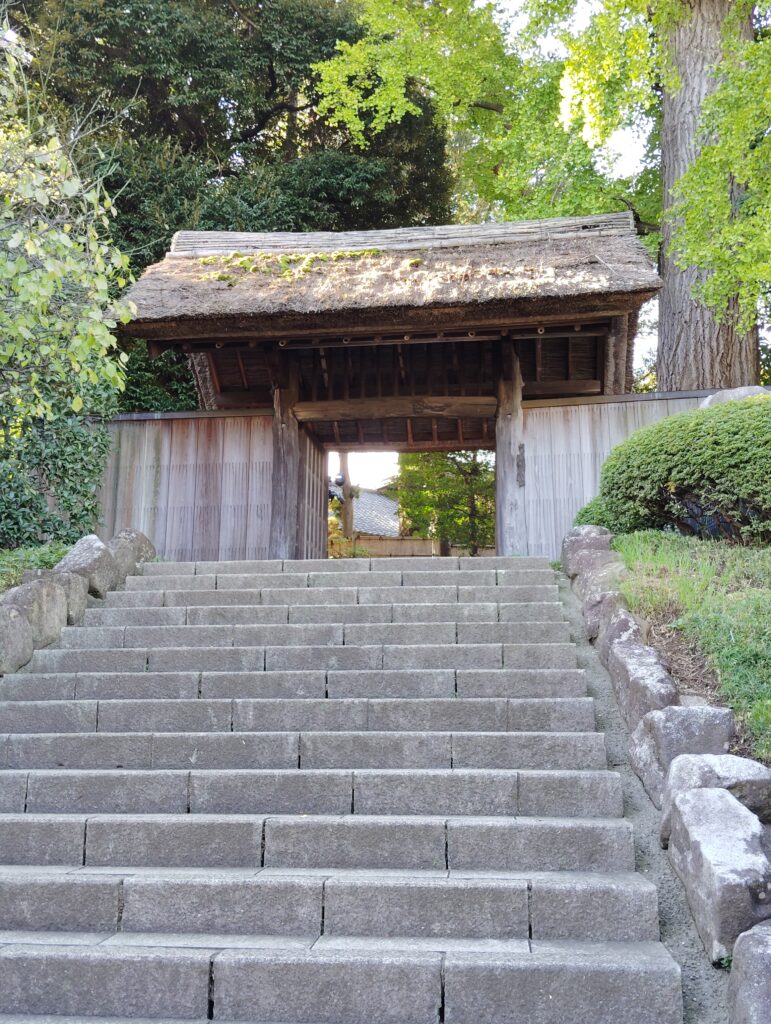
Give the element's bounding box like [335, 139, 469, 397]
[575, 395, 771, 541]
[0, 415, 112, 549]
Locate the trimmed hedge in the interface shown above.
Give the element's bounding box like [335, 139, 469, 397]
[575, 395, 771, 542]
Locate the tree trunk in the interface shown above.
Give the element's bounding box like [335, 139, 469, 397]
[495, 351, 526, 556]
[659, 0, 759, 390]
[339, 451, 354, 540]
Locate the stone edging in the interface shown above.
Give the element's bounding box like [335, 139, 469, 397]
[562, 524, 771, 1021]
[0, 529, 155, 675]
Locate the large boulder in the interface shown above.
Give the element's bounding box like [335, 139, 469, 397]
[661, 754, 771, 847]
[0, 579, 68, 647]
[52, 534, 120, 599]
[0, 604, 34, 675]
[700, 386, 767, 408]
[107, 528, 156, 581]
[596, 607, 643, 668]
[582, 588, 627, 642]
[572, 558, 629, 602]
[629, 706, 735, 808]
[728, 922, 771, 1024]
[606, 638, 679, 732]
[21, 569, 89, 625]
[667, 788, 771, 963]
[560, 525, 612, 578]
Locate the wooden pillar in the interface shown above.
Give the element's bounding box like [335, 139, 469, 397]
[495, 348, 527, 556]
[339, 451, 354, 540]
[268, 365, 301, 559]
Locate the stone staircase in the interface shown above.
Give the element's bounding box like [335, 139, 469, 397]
[0, 556, 683, 1023]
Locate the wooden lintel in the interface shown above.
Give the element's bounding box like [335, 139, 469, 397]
[293, 395, 498, 423]
[324, 439, 496, 454]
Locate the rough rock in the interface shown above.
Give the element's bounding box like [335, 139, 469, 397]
[572, 558, 629, 602]
[700, 386, 767, 408]
[728, 922, 771, 1024]
[582, 589, 627, 641]
[629, 706, 735, 808]
[566, 548, 621, 584]
[0, 604, 34, 675]
[560, 525, 612, 578]
[22, 569, 89, 625]
[606, 638, 679, 732]
[53, 535, 120, 599]
[0, 579, 68, 647]
[661, 754, 771, 847]
[596, 607, 643, 668]
[107, 529, 157, 581]
[667, 787, 771, 963]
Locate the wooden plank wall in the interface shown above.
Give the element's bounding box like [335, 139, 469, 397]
[99, 393, 705, 562]
[520, 394, 702, 557]
[99, 414, 274, 561]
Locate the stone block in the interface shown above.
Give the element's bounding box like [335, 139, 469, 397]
[506, 697, 595, 732]
[213, 948, 442, 1024]
[444, 943, 683, 1024]
[457, 622, 570, 645]
[311, 570, 401, 588]
[148, 646, 264, 671]
[324, 876, 528, 938]
[661, 754, 771, 846]
[126, 572, 215, 591]
[263, 815, 447, 870]
[84, 814, 264, 866]
[106, 527, 156, 580]
[629, 706, 735, 808]
[344, 622, 456, 647]
[667, 788, 771, 962]
[561, 524, 612, 577]
[188, 604, 288, 625]
[447, 817, 634, 872]
[606, 638, 678, 731]
[267, 645, 381, 671]
[262, 586, 356, 605]
[403, 569, 496, 587]
[359, 585, 457, 605]
[25, 768, 188, 813]
[0, 874, 120, 930]
[383, 644, 501, 670]
[200, 670, 325, 699]
[28, 647, 147, 673]
[517, 769, 623, 818]
[0, 699, 97, 734]
[122, 875, 322, 935]
[1, 579, 67, 648]
[326, 670, 454, 699]
[124, 624, 232, 648]
[290, 603, 391, 624]
[0, 672, 77, 701]
[700, 386, 767, 407]
[0, 605, 34, 675]
[0, 815, 85, 865]
[234, 697, 367, 732]
[390, 600, 497, 623]
[189, 769, 352, 815]
[502, 644, 576, 669]
[57, 625, 124, 649]
[451, 731, 606, 770]
[21, 569, 88, 625]
[99, 698, 232, 733]
[0, 770, 27, 811]
[104, 590, 165, 607]
[456, 669, 587, 699]
[529, 873, 659, 941]
[366, 697, 507, 732]
[728, 922, 771, 1024]
[86, 606, 186, 626]
[498, 602, 565, 622]
[6, 732, 153, 769]
[372, 556, 457, 571]
[198, 558, 283, 574]
[53, 534, 120, 598]
[459, 585, 558, 604]
[353, 768, 518, 816]
[151, 731, 299, 769]
[75, 671, 198, 700]
[596, 607, 642, 667]
[299, 731, 451, 769]
[234, 623, 343, 647]
[143, 560, 196, 575]
[582, 589, 627, 641]
[0, 944, 212, 1017]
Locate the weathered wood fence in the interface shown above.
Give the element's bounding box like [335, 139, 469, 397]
[99, 392, 709, 561]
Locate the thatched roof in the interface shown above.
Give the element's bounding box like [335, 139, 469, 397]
[122, 213, 660, 339]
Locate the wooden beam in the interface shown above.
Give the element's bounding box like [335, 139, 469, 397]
[522, 379, 601, 397]
[495, 348, 527, 556]
[268, 364, 301, 560]
[293, 395, 498, 423]
[339, 451, 354, 540]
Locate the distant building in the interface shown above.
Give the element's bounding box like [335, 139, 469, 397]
[329, 484, 399, 539]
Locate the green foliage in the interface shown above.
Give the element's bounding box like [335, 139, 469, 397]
[670, 32, 771, 330]
[0, 407, 113, 548]
[395, 451, 495, 555]
[573, 495, 615, 530]
[117, 343, 198, 414]
[577, 396, 771, 541]
[0, 541, 70, 593]
[614, 530, 771, 761]
[0, 18, 131, 419]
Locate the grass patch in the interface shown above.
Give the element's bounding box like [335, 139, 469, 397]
[0, 543, 70, 595]
[613, 531, 771, 762]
